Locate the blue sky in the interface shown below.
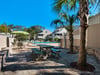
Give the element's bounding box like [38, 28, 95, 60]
[0, 0, 57, 31]
[0, 0, 99, 32]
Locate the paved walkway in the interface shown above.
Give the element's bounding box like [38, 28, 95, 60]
[0, 49, 100, 75]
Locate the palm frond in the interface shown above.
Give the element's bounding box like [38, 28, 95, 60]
[89, 0, 96, 5]
[90, 0, 100, 12]
[60, 12, 68, 20]
[69, 0, 77, 9]
[51, 19, 64, 28]
[53, 0, 68, 12]
[65, 26, 70, 31]
[60, 12, 78, 25]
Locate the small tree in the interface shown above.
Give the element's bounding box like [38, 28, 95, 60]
[0, 24, 8, 33]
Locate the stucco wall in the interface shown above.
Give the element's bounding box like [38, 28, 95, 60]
[0, 35, 7, 50]
[73, 28, 80, 47]
[9, 37, 14, 47]
[66, 39, 70, 48]
[61, 23, 100, 49]
[86, 24, 100, 48]
[0, 34, 14, 50]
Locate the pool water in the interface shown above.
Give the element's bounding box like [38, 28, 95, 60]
[32, 42, 59, 44]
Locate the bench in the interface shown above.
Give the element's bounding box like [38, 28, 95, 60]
[32, 48, 43, 54]
[31, 48, 43, 60]
[51, 48, 61, 58]
[0, 49, 9, 57]
[0, 49, 9, 71]
[0, 53, 6, 71]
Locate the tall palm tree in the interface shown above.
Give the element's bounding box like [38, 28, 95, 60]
[61, 13, 78, 53]
[51, 13, 78, 53]
[77, 0, 98, 69]
[53, 0, 99, 70]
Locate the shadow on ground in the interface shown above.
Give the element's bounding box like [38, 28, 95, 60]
[36, 72, 70, 75]
[3, 49, 69, 72]
[3, 64, 67, 71]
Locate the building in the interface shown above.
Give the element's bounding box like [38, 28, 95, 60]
[52, 27, 67, 39]
[37, 29, 52, 39]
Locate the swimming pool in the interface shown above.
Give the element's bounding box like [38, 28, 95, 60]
[31, 41, 60, 47]
[32, 41, 59, 44]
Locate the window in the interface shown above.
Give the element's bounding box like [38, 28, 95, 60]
[45, 31, 47, 33]
[38, 34, 43, 36]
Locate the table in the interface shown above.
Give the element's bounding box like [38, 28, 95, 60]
[31, 48, 43, 61]
[38, 45, 54, 59]
[38, 45, 54, 51]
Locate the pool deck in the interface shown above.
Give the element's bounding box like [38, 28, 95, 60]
[0, 48, 100, 75]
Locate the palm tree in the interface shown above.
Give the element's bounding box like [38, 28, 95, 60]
[61, 13, 78, 53]
[53, 0, 98, 70]
[51, 19, 64, 28]
[51, 13, 78, 53]
[77, 0, 98, 70]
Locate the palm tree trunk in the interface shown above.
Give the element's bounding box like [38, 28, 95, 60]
[69, 25, 73, 53]
[78, 0, 88, 67]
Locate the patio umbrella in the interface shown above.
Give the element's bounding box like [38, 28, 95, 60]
[12, 31, 29, 35]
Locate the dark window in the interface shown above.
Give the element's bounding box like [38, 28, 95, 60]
[38, 34, 43, 36]
[57, 34, 62, 36]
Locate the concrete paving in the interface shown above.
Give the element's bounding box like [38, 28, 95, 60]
[0, 49, 100, 75]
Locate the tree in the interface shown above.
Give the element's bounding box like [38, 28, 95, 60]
[53, 0, 99, 71]
[8, 24, 15, 33]
[26, 25, 43, 40]
[51, 19, 64, 28]
[51, 14, 78, 53]
[15, 33, 29, 41]
[0, 24, 8, 33]
[61, 13, 78, 53]
[77, 0, 99, 70]
[13, 26, 26, 31]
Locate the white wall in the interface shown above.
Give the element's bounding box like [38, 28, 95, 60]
[0, 34, 14, 50]
[38, 29, 52, 39]
[53, 28, 67, 39]
[0, 35, 7, 50]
